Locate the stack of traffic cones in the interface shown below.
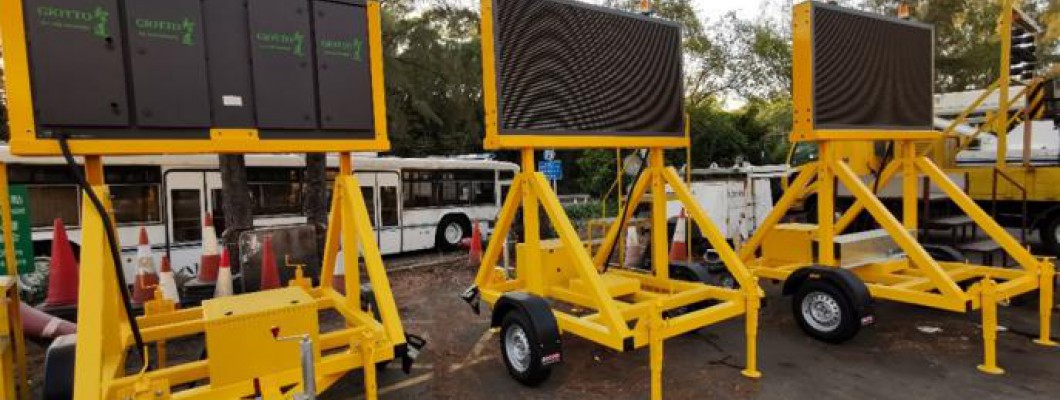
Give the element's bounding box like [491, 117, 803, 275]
[157, 255, 181, 304]
[260, 235, 281, 291]
[468, 221, 483, 267]
[669, 210, 689, 262]
[44, 218, 79, 307]
[198, 213, 220, 282]
[214, 249, 234, 298]
[132, 227, 160, 304]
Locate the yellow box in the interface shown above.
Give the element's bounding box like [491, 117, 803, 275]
[762, 223, 817, 264]
[203, 287, 319, 387]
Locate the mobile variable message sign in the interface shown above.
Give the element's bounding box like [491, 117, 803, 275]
[792, 1, 935, 141]
[481, 0, 687, 149]
[0, 0, 388, 155]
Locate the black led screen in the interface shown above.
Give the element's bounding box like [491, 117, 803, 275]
[811, 3, 934, 130]
[20, 0, 376, 140]
[493, 0, 684, 137]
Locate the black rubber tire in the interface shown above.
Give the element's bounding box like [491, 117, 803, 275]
[1041, 214, 1060, 257]
[43, 334, 76, 400]
[792, 279, 861, 344]
[435, 215, 471, 250]
[499, 310, 552, 386]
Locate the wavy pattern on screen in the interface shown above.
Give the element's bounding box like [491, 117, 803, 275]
[495, 0, 684, 136]
[812, 5, 934, 130]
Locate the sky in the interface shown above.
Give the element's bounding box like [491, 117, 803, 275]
[697, 0, 772, 19]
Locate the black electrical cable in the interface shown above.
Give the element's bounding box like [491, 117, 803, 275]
[604, 149, 649, 273]
[58, 136, 148, 367]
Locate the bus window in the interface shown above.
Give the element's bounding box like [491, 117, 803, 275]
[171, 189, 202, 243]
[27, 186, 80, 227]
[380, 186, 399, 227]
[211, 189, 227, 235]
[361, 186, 376, 227]
[473, 181, 495, 205]
[111, 185, 161, 224]
[248, 167, 302, 216]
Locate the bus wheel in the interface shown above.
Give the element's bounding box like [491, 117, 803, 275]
[436, 216, 470, 250]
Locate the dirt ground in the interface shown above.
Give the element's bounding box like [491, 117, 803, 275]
[313, 256, 1060, 400]
[23, 249, 1060, 399]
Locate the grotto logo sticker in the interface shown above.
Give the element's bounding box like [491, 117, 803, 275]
[256, 31, 306, 57]
[36, 5, 109, 38]
[320, 38, 364, 62]
[134, 17, 196, 46]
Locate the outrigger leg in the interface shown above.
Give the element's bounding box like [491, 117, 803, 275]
[977, 277, 1005, 375]
[1034, 264, 1058, 347]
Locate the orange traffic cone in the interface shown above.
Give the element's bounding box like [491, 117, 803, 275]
[20, 303, 75, 340]
[44, 218, 79, 307]
[468, 221, 483, 267]
[669, 210, 689, 262]
[214, 249, 234, 298]
[158, 255, 180, 304]
[260, 235, 280, 290]
[132, 227, 159, 304]
[198, 213, 220, 282]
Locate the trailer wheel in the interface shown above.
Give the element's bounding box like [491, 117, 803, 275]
[43, 334, 76, 400]
[1041, 214, 1060, 257]
[793, 279, 860, 343]
[500, 310, 552, 386]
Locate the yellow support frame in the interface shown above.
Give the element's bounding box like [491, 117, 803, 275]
[0, 0, 390, 156]
[472, 148, 762, 399]
[0, 163, 29, 400]
[741, 138, 1058, 375]
[71, 153, 406, 399]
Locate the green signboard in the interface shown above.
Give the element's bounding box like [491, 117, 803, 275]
[0, 185, 35, 275]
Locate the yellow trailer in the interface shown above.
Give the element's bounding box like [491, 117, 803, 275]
[462, 1, 762, 398]
[743, 1, 1057, 375]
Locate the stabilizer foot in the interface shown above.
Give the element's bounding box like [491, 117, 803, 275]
[976, 364, 1005, 375]
[741, 369, 762, 379]
[1032, 338, 1058, 347]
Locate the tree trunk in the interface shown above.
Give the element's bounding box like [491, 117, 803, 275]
[303, 153, 328, 253]
[219, 154, 254, 239]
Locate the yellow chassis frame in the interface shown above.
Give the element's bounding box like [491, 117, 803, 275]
[472, 148, 762, 399]
[0, 0, 390, 156]
[72, 153, 405, 399]
[741, 138, 1057, 374]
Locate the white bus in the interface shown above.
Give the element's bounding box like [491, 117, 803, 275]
[0, 146, 518, 299]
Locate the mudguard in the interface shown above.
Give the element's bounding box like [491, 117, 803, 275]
[490, 292, 563, 366]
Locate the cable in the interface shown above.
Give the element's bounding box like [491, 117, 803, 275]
[604, 149, 649, 272]
[58, 136, 148, 367]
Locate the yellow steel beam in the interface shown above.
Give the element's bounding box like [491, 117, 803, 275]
[818, 143, 836, 266]
[475, 176, 524, 289]
[832, 160, 967, 308]
[649, 150, 669, 281]
[740, 164, 819, 261]
[526, 173, 632, 340]
[593, 172, 651, 269]
[835, 161, 900, 234]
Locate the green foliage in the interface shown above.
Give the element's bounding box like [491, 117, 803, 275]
[564, 201, 609, 223]
[381, 3, 484, 157]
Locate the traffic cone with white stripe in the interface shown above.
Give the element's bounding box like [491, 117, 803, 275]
[198, 213, 220, 282]
[260, 235, 281, 291]
[132, 227, 160, 304]
[623, 226, 645, 268]
[669, 209, 689, 262]
[158, 255, 181, 304]
[214, 248, 234, 298]
[20, 303, 75, 340]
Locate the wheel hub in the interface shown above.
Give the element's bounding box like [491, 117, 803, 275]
[801, 291, 841, 332]
[505, 325, 532, 372]
[445, 223, 464, 244]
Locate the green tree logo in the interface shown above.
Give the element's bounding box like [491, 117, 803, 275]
[91, 6, 108, 38]
[292, 32, 305, 57]
[181, 18, 196, 46]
